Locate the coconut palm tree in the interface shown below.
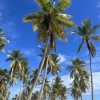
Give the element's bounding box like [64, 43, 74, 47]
[5, 50, 28, 100]
[0, 68, 9, 100]
[43, 79, 51, 100]
[23, 0, 74, 99]
[50, 76, 67, 100]
[60, 86, 67, 100]
[67, 58, 89, 100]
[73, 19, 100, 100]
[6, 50, 28, 84]
[0, 28, 9, 52]
[38, 47, 61, 100]
[70, 80, 81, 100]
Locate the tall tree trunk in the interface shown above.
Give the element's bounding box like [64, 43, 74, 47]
[49, 75, 54, 100]
[89, 52, 94, 100]
[38, 56, 49, 100]
[81, 94, 83, 100]
[4, 67, 14, 100]
[27, 41, 49, 100]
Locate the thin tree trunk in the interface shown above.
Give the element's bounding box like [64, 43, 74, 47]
[4, 67, 14, 100]
[89, 52, 94, 100]
[49, 75, 54, 100]
[27, 41, 49, 100]
[38, 56, 49, 100]
[81, 94, 83, 100]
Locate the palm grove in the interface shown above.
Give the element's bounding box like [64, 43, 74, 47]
[0, 0, 100, 100]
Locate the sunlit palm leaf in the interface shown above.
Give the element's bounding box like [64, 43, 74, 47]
[92, 36, 100, 41]
[54, 0, 71, 12]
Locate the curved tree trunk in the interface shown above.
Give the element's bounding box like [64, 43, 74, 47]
[27, 42, 49, 100]
[38, 56, 49, 100]
[89, 52, 94, 100]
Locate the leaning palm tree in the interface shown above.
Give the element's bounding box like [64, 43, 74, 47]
[0, 68, 9, 100]
[67, 58, 89, 100]
[6, 50, 27, 84]
[5, 50, 28, 100]
[38, 47, 61, 100]
[73, 19, 100, 100]
[0, 28, 9, 52]
[23, 0, 74, 99]
[43, 79, 51, 100]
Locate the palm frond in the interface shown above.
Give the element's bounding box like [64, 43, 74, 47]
[92, 36, 100, 41]
[54, 0, 71, 12]
[92, 24, 100, 31]
[23, 13, 43, 23]
[78, 38, 84, 52]
[35, 0, 49, 11]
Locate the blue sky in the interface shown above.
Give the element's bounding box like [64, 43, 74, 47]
[0, 0, 100, 100]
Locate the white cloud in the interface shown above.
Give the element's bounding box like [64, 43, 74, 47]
[61, 72, 100, 95]
[22, 48, 35, 57]
[58, 54, 67, 64]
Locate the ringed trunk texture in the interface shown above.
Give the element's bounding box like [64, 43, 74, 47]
[38, 56, 49, 100]
[89, 52, 94, 100]
[27, 42, 48, 100]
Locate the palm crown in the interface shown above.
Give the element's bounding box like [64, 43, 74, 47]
[23, 0, 74, 49]
[74, 19, 100, 56]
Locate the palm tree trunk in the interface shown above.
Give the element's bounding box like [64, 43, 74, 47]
[38, 56, 49, 100]
[81, 94, 83, 100]
[89, 52, 94, 100]
[27, 41, 49, 100]
[4, 67, 14, 100]
[49, 75, 54, 100]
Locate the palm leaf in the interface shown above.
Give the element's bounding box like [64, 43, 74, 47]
[56, 16, 74, 27]
[23, 13, 42, 22]
[92, 24, 100, 31]
[92, 36, 100, 41]
[54, 0, 71, 12]
[35, 0, 49, 11]
[78, 38, 84, 52]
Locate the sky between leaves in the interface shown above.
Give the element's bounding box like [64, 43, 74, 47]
[0, 0, 100, 100]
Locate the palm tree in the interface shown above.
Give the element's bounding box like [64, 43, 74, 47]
[73, 19, 100, 100]
[23, 0, 74, 99]
[0, 68, 9, 99]
[70, 80, 81, 100]
[60, 86, 67, 100]
[5, 50, 28, 100]
[0, 28, 9, 52]
[38, 47, 61, 100]
[67, 58, 89, 100]
[43, 79, 51, 100]
[50, 76, 67, 100]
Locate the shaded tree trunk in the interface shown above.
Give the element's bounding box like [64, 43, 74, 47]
[89, 52, 94, 100]
[27, 41, 49, 100]
[81, 94, 83, 100]
[38, 56, 49, 100]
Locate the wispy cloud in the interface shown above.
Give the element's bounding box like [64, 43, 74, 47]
[58, 53, 77, 65]
[96, 3, 100, 8]
[58, 54, 67, 64]
[61, 72, 100, 95]
[0, 12, 3, 20]
[22, 48, 35, 57]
